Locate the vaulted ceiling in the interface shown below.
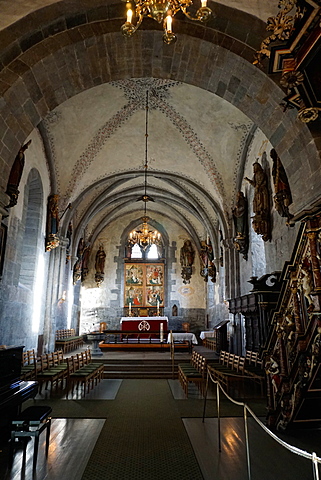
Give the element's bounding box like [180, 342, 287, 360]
[1, 0, 318, 254]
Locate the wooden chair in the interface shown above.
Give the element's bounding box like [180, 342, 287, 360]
[182, 322, 190, 332]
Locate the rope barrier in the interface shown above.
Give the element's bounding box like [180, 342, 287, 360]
[203, 366, 321, 480]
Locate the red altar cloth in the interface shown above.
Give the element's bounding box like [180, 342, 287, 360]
[120, 317, 168, 338]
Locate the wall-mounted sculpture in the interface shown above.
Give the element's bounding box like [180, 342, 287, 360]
[270, 149, 293, 224]
[95, 245, 106, 287]
[200, 240, 217, 282]
[73, 237, 84, 284]
[180, 240, 195, 284]
[232, 191, 249, 260]
[66, 222, 73, 264]
[6, 140, 32, 208]
[245, 162, 271, 242]
[81, 243, 91, 282]
[45, 194, 60, 251]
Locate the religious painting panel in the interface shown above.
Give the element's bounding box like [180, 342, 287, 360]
[125, 285, 143, 306]
[146, 264, 163, 285]
[124, 262, 165, 310]
[125, 264, 143, 285]
[146, 285, 164, 307]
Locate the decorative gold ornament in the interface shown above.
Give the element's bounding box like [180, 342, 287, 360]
[121, 0, 212, 45]
[280, 70, 305, 91]
[297, 107, 320, 123]
[254, 1, 304, 67]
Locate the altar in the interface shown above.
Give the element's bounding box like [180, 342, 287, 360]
[120, 316, 168, 338]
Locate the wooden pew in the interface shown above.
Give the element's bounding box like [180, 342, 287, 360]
[21, 349, 40, 381]
[36, 352, 68, 394]
[244, 350, 265, 394]
[55, 329, 84, 353]
[66, 350, 104, 397]
[178, 352, 207, 397]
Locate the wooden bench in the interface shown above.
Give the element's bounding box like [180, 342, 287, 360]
[21, 349, 41, 381]
[203, 337, 216, 351]
[67, 350, 104, 397]
[178, 352, 207, 397]
[207, 351, 247, 391]
[36, 351, 68, 394]
[244, 350, 265, 394]
[55, 329, 84, 353]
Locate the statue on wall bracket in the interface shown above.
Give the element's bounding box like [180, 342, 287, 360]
[270, 149, 294, 225]
[45, 194, 60, 251]
[81, 243, 91, 282]
[6, 140, 32, 208]
[73, 238, 84, 284]
[200, 239, 217, 282]
[245, 161, 271, 242]
[180, 240, 195, 284]
[95, 245, 106, 287]
[232, 191, 249, 260]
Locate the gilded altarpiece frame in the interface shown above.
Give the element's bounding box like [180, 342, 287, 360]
[124, 263, 164, 309]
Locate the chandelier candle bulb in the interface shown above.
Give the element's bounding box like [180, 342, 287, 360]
[166, 15, 172, 33]
[127, 8, 133, 23]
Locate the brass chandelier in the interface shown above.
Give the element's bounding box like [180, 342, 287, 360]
[129, 91, 161, 251]
[121, 0, 212, 45]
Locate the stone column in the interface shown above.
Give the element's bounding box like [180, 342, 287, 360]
[43, 239, 68, 352]
[225, 237, 237, 300]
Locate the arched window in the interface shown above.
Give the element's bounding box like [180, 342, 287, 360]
[147, 243, 159, 259]
[131, 243, 143, 259]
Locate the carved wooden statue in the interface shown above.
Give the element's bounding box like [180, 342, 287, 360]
[232, 191, 249, 260]
[270, 149, 293, 224]
[73, 238, 84, 284]
[95, 245, 106, 287]
[200, 240, 216, 282]
[81, 244, 91, 282]
[6, 140, 32, 208]
[180, 240, 195, 284]
[245, 162, 271, 242]
[45, 194, 60, 251]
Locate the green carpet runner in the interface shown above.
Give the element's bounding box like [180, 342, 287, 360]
[81, 379, 204, 480]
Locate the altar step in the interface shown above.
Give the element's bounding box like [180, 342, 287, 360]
[101, 359, 182, 379]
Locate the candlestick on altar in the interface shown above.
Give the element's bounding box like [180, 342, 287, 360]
[129, 302, 131, 316]
[157, 299, 160, 316]
[160, 322, 164, 342]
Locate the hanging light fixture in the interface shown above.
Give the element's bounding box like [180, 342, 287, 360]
[121, 0, 212, 45]
[129, 91, 162, 251]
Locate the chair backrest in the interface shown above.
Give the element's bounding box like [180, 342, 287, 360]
[182, 322, 190, 332]
[67, 356, 74, 374]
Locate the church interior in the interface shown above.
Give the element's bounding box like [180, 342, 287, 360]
[1, 0, 321, 478]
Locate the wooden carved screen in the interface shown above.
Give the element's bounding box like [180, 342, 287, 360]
[124, 263, 164, 313]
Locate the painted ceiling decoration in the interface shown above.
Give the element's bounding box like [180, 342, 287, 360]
[42, 75, 256, 253]
[47, 78, 230, 210]
[3, 0, 318, 260]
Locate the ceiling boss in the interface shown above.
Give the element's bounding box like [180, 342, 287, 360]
[121, 0, 213, 44]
